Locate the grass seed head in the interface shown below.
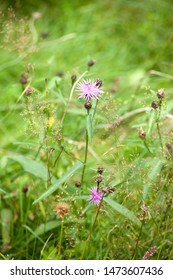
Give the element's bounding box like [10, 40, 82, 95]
[157, 88, 165, 99]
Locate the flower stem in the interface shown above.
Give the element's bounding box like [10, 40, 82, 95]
[81, 198, 103, 259]
[58, 217, 64, 255]
[81, 129, 89, 186]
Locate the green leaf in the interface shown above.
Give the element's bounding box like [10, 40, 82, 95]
[143, 157, 163, 199]
[7, 154, 56, 183]
[86, 114, 93, 143]
[104, 198, 142, 227]
[0, 188, 8, 195]
[33, 160, 83, 204]
[23, 225, 45, 244]
[28, 220, 61, 242]
[1, 208, 13, 245]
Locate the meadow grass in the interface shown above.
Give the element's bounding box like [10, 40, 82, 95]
[0, 0, 173, 260]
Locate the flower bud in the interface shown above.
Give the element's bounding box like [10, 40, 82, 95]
[157, 88, 165, 99]
[84, 101, 92, 110]
[151, 100, 159, 109]
[87, 60, 96, 67]
[97, 167, 104, 174]
[138, 128, 146, 140]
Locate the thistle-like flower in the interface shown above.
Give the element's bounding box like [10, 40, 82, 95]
[76, 79, 104, 101]
[88, 186, 103, 205]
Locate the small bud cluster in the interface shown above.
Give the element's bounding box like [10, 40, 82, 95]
[151, 88, 165, 109]
[88, 167, 115, 205]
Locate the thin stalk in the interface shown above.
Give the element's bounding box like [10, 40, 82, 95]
[156, 120, 163, 152]
[81, 199, 103, 259]
[58, 218, 64, 255]
[92, 99, 99, 122]
[143, 139, 152, 153]
[132, 219, 145, 260]
[81, 129, 89, 186]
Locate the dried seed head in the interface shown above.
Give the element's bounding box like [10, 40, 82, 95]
[84, 101, 92, 110]
[138, 128, 146, 140]
[95, 79, 103, 88]
[41, 32, 49, 39]
[71, 74, 77, 84]
[56, 202, 70, 219]
[108, 186, 115, 193]
[157, 88, 165, 99]
[94, 176, 103, 183]
[97, 167, 104, 174]
[142, 246, 157, 260]
[165, 143, 173, 155]
[24, 86, 35, 96]
[23, 185, 29, 194]
[87, 59, 96, 67]
[151, 100, 159, 109]
[20, 73, 27, 84]
[75, 181, 81, 188]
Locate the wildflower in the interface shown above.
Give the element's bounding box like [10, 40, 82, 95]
[88, 186, 103, 205]
[56, 202, 70, 219]
[48, 117, 55, 127]
[76, 79, 104, 101]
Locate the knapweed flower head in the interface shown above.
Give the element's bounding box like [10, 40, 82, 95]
[88, 186, 103, 205]
[76, 79, 104, 101]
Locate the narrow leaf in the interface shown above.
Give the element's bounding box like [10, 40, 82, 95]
[7, 155, 56, 183]
[104, 198, 142, 227]
[143, 157, 163, 199]
[23, 225, 44, 244]
[33, 160, 83, 204]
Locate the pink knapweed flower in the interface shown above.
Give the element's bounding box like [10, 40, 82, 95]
[76, 79, 104, 101]
[88, 186, 103, 205]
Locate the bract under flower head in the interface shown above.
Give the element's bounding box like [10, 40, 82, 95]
[76, 79, 104, 101]
[88, 186, 103, 205]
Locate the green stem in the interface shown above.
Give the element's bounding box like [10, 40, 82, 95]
[58, 218, 64, 255]
[81, 130, 89, 186]
[156, 120, 163, 152]
[143, 139, 152, 153]
[81, 198, 103, 259]
[132, 219, 145, 259]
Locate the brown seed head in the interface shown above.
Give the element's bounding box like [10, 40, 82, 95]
[95, 79, 103, 88]
[84, 101, 92, 110]
[20, 73, 28, 84]
[71, 74, 77, 83]
[75, 181, 81, 188]
[87, 59, 96, 67]
[56, 202, 70, 219]
[138, 128, 146, 140]
[157, 88, 165, 99]
[24, 86, 35, 96]
[142, 246, 157, 260]
[97, 167, 104, 174]
[94, 176, 103, 183]
[151, 100, 159, 109]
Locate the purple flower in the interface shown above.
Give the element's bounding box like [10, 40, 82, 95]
[76, 79, 104, 101]
[88, 186, 103, 205]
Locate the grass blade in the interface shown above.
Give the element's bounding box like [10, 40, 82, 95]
[104, 197, 142, 227]
[33, 160, 83, 204]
